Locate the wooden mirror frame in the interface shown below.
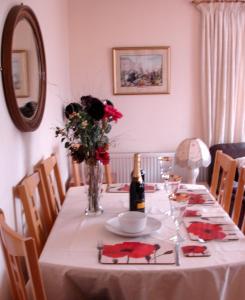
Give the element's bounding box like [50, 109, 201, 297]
[1, 4, 46, 132]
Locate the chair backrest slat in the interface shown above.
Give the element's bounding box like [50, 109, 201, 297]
[69, 157, 83, 187]
[232, 167, 245, 234]
[16, 171, 51, 255]
[210, 150, 237, 213]
[38, 154, 65, 223]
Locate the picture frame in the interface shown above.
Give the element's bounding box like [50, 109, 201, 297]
[112, 46, 170, 95]
[11, 50, 29, 97]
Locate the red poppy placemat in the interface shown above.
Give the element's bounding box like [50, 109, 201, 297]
[183, 208, 226, 219]
[98, 241, 175, 264]
[187, 194, 215, 205]
[183, 209, 201, 217]
[181, 245, 210, 257]
[107, 183, 156, 193]
[178, 184, 208, 194]
[185, 221, 239, 241]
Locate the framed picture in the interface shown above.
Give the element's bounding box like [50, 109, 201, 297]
[112, 46, 170, 95]
[12, 50, 29, 97]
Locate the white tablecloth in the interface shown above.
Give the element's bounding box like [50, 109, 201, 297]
[39, 186, 245, 300]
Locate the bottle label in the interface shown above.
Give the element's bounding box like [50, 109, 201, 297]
[137, 202, 145, 209]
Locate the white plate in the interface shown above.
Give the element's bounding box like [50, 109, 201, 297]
[105, 216, 162, 237]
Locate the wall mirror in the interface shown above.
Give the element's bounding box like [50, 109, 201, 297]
[1, 4, 46, 131]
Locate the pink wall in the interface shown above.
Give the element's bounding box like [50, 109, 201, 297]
[0, 0, 202, 298]
[0, 1, 71, 299]
[68, 0, 202, 153]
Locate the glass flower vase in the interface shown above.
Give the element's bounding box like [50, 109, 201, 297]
[84, 160, 103, 216]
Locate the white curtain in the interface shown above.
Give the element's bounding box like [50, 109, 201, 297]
[198, 2, 245, 145]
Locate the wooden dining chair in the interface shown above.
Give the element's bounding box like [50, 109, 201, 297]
[15, 171, 51, 256]
[69, 159, 113, 187]
[37, 154, 65, 222]
[68, 157, 83, 187]
[232, 167, 245, 234]
[210, 150, 237, 213]
[0, 209, 47, 300]
[104, 164, 113, 185]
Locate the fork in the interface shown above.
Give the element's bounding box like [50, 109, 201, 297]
[97, 240, 104, 263]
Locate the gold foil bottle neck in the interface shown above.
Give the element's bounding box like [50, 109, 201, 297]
[132, 153, 142, 182]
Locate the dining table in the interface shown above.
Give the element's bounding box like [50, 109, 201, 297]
[39, 183, 245, 300]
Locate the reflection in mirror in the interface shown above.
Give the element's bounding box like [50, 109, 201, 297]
[12, 18, 40, 119]
[1, 4, 46, 132]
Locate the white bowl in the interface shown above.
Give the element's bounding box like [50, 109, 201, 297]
[118, 211, 147, 233]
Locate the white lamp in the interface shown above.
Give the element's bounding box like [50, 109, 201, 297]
[175, 138, 211, 184]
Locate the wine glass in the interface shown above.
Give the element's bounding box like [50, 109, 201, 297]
[164, 174, 182, 200]
[155, 156, 173, 214]
[158, 156, 173, 188]
[164, 175, 187, 241]
[170, 199, 188, 243]
[168, 184, 188, 244]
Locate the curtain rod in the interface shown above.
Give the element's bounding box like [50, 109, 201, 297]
[192, 0, 245, 4]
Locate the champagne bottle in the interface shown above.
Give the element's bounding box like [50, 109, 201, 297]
[141, 169, 145, 182]
[130, 169, 145, 182]
[129, 153, 145, 212]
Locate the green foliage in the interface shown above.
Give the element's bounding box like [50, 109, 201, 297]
[56, 109, 110, 163]
[55, 97, 122, 164]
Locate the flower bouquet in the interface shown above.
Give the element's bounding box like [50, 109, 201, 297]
[55, 95, 122, 215]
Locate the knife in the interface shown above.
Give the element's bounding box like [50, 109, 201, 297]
[175, 242, 180, 266]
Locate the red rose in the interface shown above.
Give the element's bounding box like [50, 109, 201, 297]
[95, 147, 110, 165]
[103, 104, 123, 122]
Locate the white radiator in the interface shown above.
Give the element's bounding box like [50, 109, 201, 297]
[110, 152, 175, 183]
[109, 152, 208, 183]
